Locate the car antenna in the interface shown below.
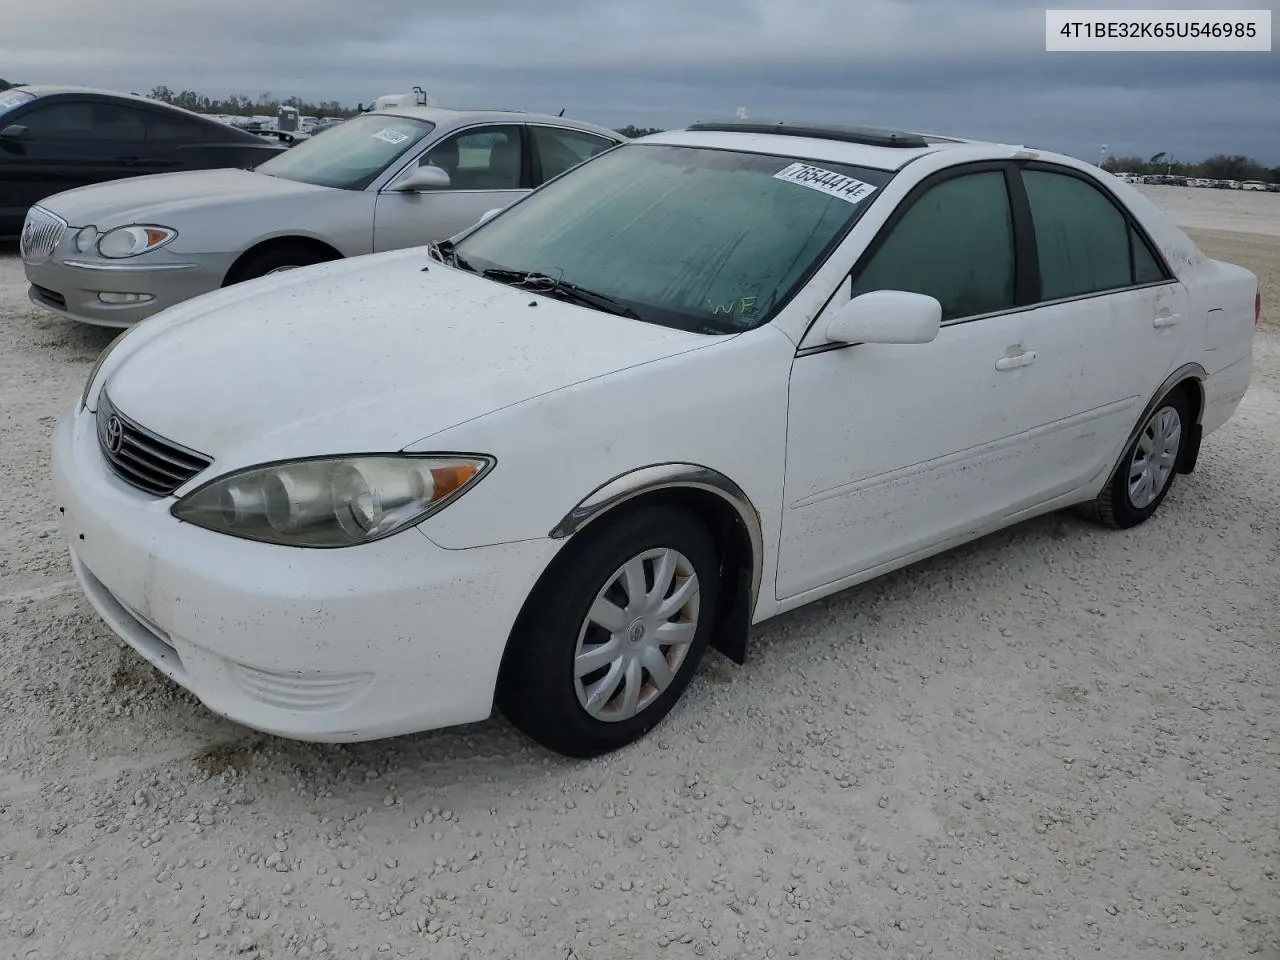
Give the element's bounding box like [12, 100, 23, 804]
[557, 107, 565, 117]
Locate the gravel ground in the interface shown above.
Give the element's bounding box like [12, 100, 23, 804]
[2, 188, 1279, 960]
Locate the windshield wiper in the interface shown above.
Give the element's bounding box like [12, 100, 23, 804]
[430, 239, 475, 273]
[481, 268, 642, 320]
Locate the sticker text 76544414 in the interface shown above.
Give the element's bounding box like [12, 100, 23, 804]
[773, 162, 877, 204]
[372, 128, 411, 145]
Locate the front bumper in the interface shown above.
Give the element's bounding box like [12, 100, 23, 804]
[50, 401, 560, 741]
[25, 252, 231, 328]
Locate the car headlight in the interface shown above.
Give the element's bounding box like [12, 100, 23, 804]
[79, 325, 139, 411]
[73, 225, 99, 254]
[97, 225, 177, 259]
[171, 454, 494, 547]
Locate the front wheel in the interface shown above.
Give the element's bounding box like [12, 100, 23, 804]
[1086, 391, 1189, 529]
[497, 506, 720, 758]
[227, 245, 335, 284]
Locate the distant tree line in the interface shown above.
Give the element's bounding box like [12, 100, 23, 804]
[146, 87, 667, 138]
[616, 125, 664, 138]
[144, 86, 358, 119]
[1103, 150, 1279, 184]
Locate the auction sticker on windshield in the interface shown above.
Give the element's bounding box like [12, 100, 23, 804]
[774, 163, 877, 204]
[372, 128, 411, 145]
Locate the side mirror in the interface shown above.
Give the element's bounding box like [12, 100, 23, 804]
[476, 207, 504, 225]
[0, 124, 27, 141]
[825, 290, 942, 345]
[393, 165, 451, 192]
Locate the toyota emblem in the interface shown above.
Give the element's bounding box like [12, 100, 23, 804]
[104, 415, 125, 454]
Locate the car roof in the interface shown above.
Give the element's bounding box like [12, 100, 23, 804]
[12, 85, 188, 108]
[638, 119, 1029, 172]
[370, 105, 624, 142]
[11, 85, 255, 123]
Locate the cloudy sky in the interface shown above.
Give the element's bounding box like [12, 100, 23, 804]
[7, 0, 1278, 163]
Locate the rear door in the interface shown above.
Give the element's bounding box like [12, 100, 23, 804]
[372, 123, 528, 252]
[1006, 164, 1190, 502]
[136, 109, 215, 175]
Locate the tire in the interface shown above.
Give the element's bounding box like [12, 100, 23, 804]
[228, 245, 334, 284]
[497, 505, 720, 758]
[1086, 390, 1190, 529]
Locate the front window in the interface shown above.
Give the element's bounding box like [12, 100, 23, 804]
[452, 144, 892, 333]
[419, 125, 523, 190]
[255, 113, 435, 190]
[0, 89, 34, 116]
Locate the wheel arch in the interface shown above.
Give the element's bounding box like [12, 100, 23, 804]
[543, 463, 764, 665]
[1109, 363, 1207, 484]
[222, 235, 344, 286]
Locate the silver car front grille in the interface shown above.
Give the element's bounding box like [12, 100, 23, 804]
[96, 391, 213, 497]
[19, 206, 67, 263]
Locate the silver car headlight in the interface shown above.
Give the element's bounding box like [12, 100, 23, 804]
[97, 225, 177, 258]
[171, 454, 495, 548]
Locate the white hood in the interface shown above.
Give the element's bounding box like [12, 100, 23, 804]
[37, 168, 326, 228]
[102, 249, 715, 471]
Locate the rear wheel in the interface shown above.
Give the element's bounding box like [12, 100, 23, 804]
[497, 506, 720, 758]
[1086, 391, 1189, 529]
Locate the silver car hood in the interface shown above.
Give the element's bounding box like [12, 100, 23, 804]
[37, 169, 332, 229]
[101, 249, 716, 473]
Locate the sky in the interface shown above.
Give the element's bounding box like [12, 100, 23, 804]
[5, 0, 1278, 164]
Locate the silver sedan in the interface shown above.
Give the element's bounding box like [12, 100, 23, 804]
[20, 106, 623, 327]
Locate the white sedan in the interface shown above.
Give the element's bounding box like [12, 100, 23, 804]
[53, 120, 1258, 757]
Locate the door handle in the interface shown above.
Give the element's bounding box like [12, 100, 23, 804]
[995, 350, 1036, 371]
[1153, 313, 1180, 329]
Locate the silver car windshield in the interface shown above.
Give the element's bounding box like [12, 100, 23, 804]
[255, 114, 436, 190]
[0, 90, 35, 116]
[452, 143, 894, 334]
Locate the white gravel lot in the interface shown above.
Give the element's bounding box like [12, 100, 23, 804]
[2, 188, 1279, 960]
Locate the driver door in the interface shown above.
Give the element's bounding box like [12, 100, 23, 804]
[777, 166, 1044, 600]
[372, 124, 529, 252]
[1, 99, 150, 227]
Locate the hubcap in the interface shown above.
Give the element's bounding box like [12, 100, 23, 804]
[1128, 405, 1181, 509]
[573, 547, 701, 723]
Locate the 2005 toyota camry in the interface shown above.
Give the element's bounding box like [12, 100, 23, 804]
[53, 120, 1258, 757]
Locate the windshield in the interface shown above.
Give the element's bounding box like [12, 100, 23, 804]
[452, 143, 893, 333]
[255, 113, 435, 189]
[0, 89, 34, 116]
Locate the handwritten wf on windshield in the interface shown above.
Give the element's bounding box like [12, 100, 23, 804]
[708, 297, 757, 316]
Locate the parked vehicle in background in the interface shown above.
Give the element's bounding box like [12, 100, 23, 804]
[54, 119, 1257, 756]
[1241, 180, 1268, 191]
[21, 106, 623, 326]
[0, 86, 284, 238]
[259, 105, 311, 147]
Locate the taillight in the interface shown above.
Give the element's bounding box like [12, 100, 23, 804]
[1257, 289, 1262, 326]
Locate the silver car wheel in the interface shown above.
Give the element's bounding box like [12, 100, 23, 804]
[573, 547, 701, 723]
[1127, 405, 1182, 509]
